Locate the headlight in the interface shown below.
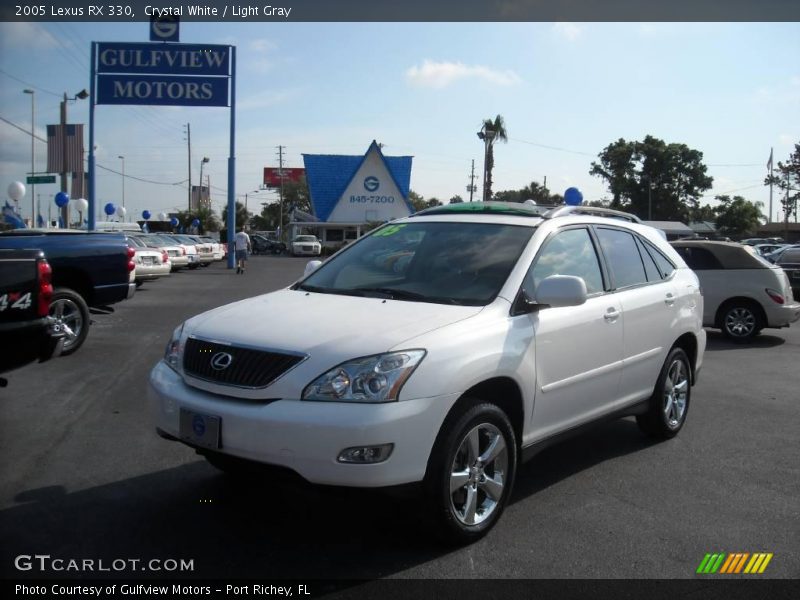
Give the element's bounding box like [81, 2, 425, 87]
[302, 350, 426, 403]
[164, 322, 185, 372]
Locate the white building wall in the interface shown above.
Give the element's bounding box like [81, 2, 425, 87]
[327, 149, 411, 223]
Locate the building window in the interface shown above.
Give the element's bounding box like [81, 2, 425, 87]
[326, 229, 344, 242]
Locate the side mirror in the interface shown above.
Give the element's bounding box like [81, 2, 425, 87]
[304, 260, 322, 277]
[534, 275, 587, 308]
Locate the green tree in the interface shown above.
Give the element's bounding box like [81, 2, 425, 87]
[251, 177, 313, 237]
[221, 201, 250, 231]
[590, 135, 713, 221]
[174, 206, 221, 232]
[449, 195, 464, 204]
[494, 181, 563, 205]
[478, 114, 508, 201]
[713, 195, 764, 237]
[765, 142, 800, 228]
[407, 190, 442, 212]
[690, 203, 717, 223]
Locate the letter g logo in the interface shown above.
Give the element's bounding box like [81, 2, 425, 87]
[364, 176, 379, 192]
[15, 555, 32, 570]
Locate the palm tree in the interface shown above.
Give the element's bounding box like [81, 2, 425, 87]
[478, 115, 508, 201]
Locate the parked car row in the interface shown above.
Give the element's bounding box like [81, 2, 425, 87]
[127, 233, 229, 287]
[670, 240, 800, 342]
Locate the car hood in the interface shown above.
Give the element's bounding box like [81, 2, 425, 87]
[184, 288, 484, 358]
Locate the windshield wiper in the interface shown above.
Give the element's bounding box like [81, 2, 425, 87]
[355, 287, 463, 304]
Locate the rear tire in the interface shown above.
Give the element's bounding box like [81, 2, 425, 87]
[636, 347, 691, 439]
[49, 288, 90, 356]
[719, 300, 763, 342]
[424, 400, 517, 545]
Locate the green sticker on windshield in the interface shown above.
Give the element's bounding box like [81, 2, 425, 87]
[373, 224, 407, 237]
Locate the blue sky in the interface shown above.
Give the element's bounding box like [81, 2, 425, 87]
[1, 21, 798, 223]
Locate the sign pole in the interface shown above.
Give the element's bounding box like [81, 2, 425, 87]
[227, 46, 236, 269]
[89, 41, 97, 231]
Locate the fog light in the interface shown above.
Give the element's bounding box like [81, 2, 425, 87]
[337, 444, 394, 464]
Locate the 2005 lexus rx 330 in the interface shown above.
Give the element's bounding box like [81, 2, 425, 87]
[149, 202, 706, 544]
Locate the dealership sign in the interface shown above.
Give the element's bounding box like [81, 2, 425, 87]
[263, 167, 305, 188]
[95, 42, 231, 107]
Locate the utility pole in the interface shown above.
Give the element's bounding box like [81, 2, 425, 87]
[184, 123, 192, 211]
[467, 160, 477, 202]
[60, 93, 68, 226]
[276, 145, 285, 241]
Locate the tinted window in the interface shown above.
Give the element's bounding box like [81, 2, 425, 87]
[635, 237, 661, 282]
[778, 249, 800, 263]
[596, 228, 648, 288]
[673, 247, 723, 270]
[526, 227, 604, 295]
[643, 241, 676, 279]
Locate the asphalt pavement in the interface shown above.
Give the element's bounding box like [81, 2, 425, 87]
[1, 256, 798, 583]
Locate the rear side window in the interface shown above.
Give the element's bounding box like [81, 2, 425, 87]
[778, 249, 800, 263]
[596, 228, 647, 289]
[673, 247, 723, 270]
[635, 237, 661, 282]
[641, 239, 676, 279]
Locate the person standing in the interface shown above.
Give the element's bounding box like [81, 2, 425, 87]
[234, 228, 251, 274]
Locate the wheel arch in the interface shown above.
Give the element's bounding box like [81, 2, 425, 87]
[671, 333, 699, 386]
[713, 296, 766, 330]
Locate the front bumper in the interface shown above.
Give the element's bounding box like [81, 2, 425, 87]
[148, 360, 454, 487]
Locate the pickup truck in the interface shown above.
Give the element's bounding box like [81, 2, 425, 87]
[0, 230, 136, 355]
[0, 249, 64, 385]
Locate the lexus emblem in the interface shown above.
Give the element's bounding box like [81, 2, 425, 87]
[210, 352, 234, 371]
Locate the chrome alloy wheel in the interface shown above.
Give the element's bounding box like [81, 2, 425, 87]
[663, 358, 689, 429]
[50, 297, 84, 352]
[448, 423, 508, 526]
[724, 306, 756, 338]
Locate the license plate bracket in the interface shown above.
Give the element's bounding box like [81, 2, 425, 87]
[179, 408, 221, 449]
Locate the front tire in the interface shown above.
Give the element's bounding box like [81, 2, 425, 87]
[425, 401, 517, 545]
[636, 347, 691, 439]
[49, 288, 90, 356]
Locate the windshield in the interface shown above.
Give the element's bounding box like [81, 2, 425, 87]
[295, 236, 317, 243]
[297, 221, 534, 305]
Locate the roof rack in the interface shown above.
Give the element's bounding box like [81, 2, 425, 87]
[543, 206, 642, 223]
[411, 201, 548, 218]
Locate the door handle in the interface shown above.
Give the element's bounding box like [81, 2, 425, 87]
[664, 293, 675, 306]
[604, 308, 620, 321]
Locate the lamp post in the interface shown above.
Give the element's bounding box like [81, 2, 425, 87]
[23, 89, 35, 224]
[477, 127, 495, 202]
[117, 155, 125, 213]
[197, 157, 210, 210]
[59, 89, 89, 225]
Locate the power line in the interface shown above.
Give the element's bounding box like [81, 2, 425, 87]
[0, 68, 62, 97]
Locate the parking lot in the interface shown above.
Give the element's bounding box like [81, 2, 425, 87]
[1, 255, 798, 581]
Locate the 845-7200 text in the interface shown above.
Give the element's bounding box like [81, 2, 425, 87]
[15, 5, 135, 17]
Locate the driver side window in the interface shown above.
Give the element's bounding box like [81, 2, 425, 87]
[523, 227, 605, 297]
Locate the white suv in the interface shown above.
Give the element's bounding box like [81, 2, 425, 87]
[149, 203, 705, 543]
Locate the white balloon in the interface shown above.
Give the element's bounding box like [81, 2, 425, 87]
[116, 205, 127, 218]
[159, 212, 168, 221]
[523, 199, 536, 206]
[75, 198, 89, 212]
[7, 181, 26, 201]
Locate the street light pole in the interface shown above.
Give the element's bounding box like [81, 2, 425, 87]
[59, 89, 89, 226]
[197, 157, 209, 211]
[23, 89, 35, 224]
[118, 155, 125, 213]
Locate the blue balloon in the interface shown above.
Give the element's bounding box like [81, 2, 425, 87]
[170, 217, 179, 226]
[104, 202, 116, 216]
[192, 218, 200, 227]
[55, 192, 70, 208]
[564, 187, 583, 206]
[142, 210, 151, 220]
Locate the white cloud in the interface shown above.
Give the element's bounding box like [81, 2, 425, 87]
[405, 60, 522, 89]
[552, 22, 584, 42]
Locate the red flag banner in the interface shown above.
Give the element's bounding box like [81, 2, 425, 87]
[47, 124, 84, 173]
